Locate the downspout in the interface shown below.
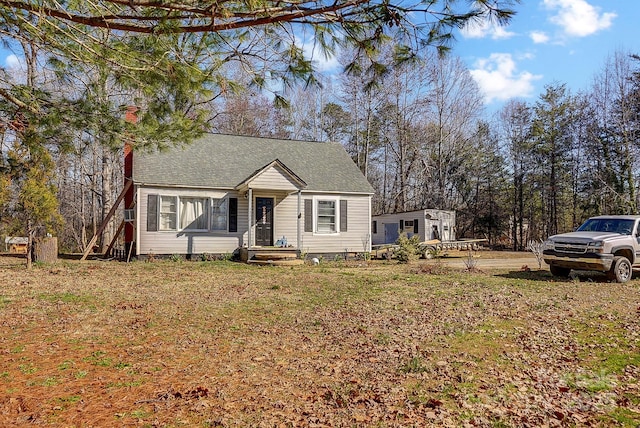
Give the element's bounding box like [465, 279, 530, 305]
[247, 188, 253, 248]
[367, 195, 372, 251]
[297, 190, 302, 251]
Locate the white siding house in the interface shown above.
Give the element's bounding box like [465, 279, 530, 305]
[130, 134, 374, 257]
[371, 209, 456, 245]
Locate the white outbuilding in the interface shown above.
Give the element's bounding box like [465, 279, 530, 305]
[371, 209, 456, 245]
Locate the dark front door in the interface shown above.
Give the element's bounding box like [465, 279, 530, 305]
[255, 197, 274, 246]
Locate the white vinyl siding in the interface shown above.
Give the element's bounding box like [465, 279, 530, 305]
[137, 187, 247, 255]
[137, 186, 371, 255]
[249, 165, 300, 191]
[300, 192, 371, 253]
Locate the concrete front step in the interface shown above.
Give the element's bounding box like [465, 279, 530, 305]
[252, 252, 299, 260]
[247, 258, 305, 266]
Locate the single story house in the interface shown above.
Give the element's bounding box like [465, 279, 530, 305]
[371, 209, 456, 245]
[128, 134, 374, 258]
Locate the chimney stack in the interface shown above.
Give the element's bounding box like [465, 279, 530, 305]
[124, 106, 138, 253]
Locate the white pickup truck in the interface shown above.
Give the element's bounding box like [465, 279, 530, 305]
[543, 215, 640, 283]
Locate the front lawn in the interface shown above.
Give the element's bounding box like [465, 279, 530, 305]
[1, 256, 638, 426]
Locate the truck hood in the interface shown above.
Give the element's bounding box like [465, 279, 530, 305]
[547, 231, 623, 243]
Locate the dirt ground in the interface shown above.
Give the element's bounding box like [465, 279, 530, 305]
[429, 250, 541, 270]
[1, 252, 639, 427]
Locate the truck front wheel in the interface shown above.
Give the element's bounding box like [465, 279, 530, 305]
[549, 264, 571, 277]
[608, 256, 632, 283]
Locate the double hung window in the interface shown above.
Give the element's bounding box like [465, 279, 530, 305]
[159, 196, 177, 231]
[211, 199, 228, 231]
[304, 197, 347, 234]
[149, 195, 236, 233]
[180, 197, 208, 230]
[316, 200, 337, 233]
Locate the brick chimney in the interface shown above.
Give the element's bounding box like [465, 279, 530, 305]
[124, 106, 138, 254]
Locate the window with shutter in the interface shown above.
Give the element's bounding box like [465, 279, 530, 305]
[147, 194, 158, 231]
[159, 196, 177, 230]
[210, 198, 228, 231]
[228, 198, 238, 232]
[304, 199, 313, 232]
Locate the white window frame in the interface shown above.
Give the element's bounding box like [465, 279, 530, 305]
[313, 196, 340, 235]
[179, 197, 209, 231]
[159, 196, 178, 231]
[210, 198, 228, 232]
[154, 195, 231, 233]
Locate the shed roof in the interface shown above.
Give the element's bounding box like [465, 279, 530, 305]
[4, 237, 28, 244]
[133, 134, 374, 194]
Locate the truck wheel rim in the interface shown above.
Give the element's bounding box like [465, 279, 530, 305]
[618, 263, 631, 281]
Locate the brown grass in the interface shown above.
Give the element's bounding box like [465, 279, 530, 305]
[1, 255, 639, 427]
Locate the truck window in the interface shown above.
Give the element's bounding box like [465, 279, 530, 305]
[577, 218, 634, 234]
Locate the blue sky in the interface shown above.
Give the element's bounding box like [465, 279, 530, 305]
[3, 0, 636, 112]
[454, 0, 639, 107]
[296, 0, 639, 112]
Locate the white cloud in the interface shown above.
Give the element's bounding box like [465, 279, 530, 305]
[300, 39, 340, 73]
[469, 53, 542, 103]
[461, 20, 515, 40]
[5, 54, 23, 70]
[530, 31, 550, 44]
[543, 0, 616, 37]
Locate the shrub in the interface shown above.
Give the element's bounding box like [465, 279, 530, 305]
[527, 240, 544, 269]
[395, 233, 422, 263]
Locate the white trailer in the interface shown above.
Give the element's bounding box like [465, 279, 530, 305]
[371, 209, 456, 246]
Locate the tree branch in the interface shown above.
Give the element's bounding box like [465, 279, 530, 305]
[0, 0, 375, 33]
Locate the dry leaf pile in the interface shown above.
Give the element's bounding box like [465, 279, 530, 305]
[0, 256, 639, 427]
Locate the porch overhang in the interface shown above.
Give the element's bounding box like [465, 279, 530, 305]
[235, 159, 307, 251]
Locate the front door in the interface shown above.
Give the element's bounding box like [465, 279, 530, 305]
[255, 197, 274, 246]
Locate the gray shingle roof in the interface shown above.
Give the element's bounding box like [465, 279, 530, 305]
[133, 134, 374, 194]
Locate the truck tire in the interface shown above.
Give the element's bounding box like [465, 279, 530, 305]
[608, 256, 632, 283]
[549, 264, 571, 277]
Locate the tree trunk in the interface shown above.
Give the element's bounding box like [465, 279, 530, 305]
[33, 237, 58, 263]
[26, 222, 33, 269]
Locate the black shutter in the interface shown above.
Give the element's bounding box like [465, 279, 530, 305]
[340, 200, 348, 232]
[304, 199, 313, 232]
[147, 194, 158, 232]
[372, 220, 377, 234]
[228, 198, 238, 232]
[414, 219, 419, 234]
[399, 220, 404, 231]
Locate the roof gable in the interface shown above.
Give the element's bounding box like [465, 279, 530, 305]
[236, 159, 307, 192]
[133, 134, 373, 194]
